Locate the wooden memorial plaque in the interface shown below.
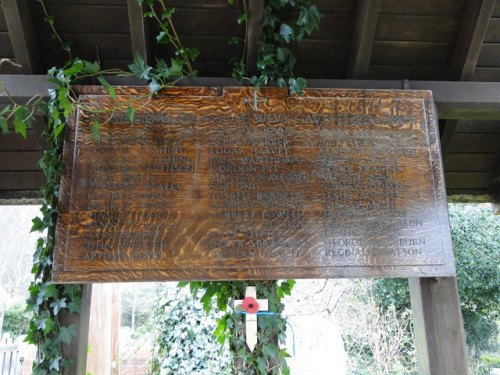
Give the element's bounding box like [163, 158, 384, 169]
[53, 87, 455, 282]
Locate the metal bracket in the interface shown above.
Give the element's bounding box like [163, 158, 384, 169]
[243, 90, 268, 111]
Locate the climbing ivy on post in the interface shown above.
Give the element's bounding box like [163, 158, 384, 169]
[179, 279, 296, 374]
[19, 1, 201, 373]
[230, 0, 322, 94]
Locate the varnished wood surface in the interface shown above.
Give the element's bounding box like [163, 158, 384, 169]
[53, 87, 455, 282]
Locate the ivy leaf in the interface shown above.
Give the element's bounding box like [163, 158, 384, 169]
[54, 122, 65, 138]
[13, 116, 28, 139]
[91, 121, 101, 141]
[288, 77, 307, 95]
[262, 343, 277, 359]
[213, 317, 227, 337]
[50, 298, 67, 315]
[256, 357, 267, 374]
[34, 311, 55, 333]
[0, 116, 9, 134]
[63, 60, 84, 76]
[156, 31, 168, 44]
[49, 356, 62, 372]
[237, 12, 249, 25]
[170, 58, 183, 77]
[97, 76, 116, 99]
[57, 325, 77, 344]
[276, 78, 286, 87]
[200, 291, 212, 313]
[148, 80, 161, 94]
[161, 7, 175, 20]
[128, 53, 152, 80]
[40, 283, 58, 300]
[308, 5, 322, 29]
[279, 23, 293, 43]
[83, 60, 100, 74]
[126, 107, 136, 124]
[67, 301, 81, 314]
[31, 216, 44, 232]
[63, 284, 81, 298]
[44, 15, 55, 25]
[43, 316, 56, 334]
[276, 47, 290, 63]
[228, 36, 240, 45]
[184, 47, 199, 61]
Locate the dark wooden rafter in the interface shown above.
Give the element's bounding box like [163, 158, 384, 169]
[2, 0, 41, 73]
[493, 161, 500, 214]
[245, 0, 264, 77]
[442, 0, 496, 164]
[347, 0, 380, 79]
[448, 0, 496, 81]
[127, 0, 150, 63]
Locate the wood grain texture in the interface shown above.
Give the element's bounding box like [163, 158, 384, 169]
[52, 87, 455, 282]
[347, 0, 380, 78]
[410, 277, 469, 375]
[2, 0, 41, 73]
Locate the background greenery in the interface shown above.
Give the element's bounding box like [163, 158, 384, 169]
[150, 285, 232, 375]
[372, 204, 499, 374]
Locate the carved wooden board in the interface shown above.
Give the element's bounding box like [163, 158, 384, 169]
[53, 87, 455, 282]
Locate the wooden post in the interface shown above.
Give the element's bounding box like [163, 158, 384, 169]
[61, 284, 92, 375]
[409, 277, 469, 375]
[111, 284, 121, 375]
[86, 283, 120, 375]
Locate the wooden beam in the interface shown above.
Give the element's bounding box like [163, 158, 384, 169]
[2, 0, 41, 73]
[448, 0, 495, 81]
[439, 120, 458, 164]
[245, 0, 264, 76]
[61, 285, 92, 375]
[409, 277, 469, 375]
[444, 0, 496, 163]
[4, 75, 500, 120]
[127, 0, 150, 63]
[347, 0, 380, 79]
[492, 163, 500, 214]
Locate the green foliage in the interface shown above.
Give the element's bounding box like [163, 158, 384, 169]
[23, 55, 94, 374]
[139, 0, 199, 84]
[3, 303, 31, 337]
[372, 204, 500, 363]
[150, 286, 232, 375]
[182, 279, 295, 374]
[230, 0, 322, 94]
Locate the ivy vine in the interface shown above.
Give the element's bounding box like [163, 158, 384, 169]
[179, 279, 296, 375]
[0, 1, 199, 373]
[230, 0, 322, 94]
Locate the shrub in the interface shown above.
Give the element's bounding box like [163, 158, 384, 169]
[372, 204, 499, 362]
[150, 286, 232, 375]
[2, 303, 30, 337]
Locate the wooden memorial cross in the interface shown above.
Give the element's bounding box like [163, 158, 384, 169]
[235, 286, 269, 351]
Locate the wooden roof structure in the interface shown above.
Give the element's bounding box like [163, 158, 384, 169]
[0, 0, 499, 201]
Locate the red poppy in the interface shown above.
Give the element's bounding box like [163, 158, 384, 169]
[242, 296, 260, 314]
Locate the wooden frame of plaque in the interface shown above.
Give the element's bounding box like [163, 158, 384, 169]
[53, 86, 455, 282]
